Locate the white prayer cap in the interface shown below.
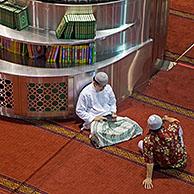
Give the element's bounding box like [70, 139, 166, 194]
[147, 114, 163, 130]
[94, 72, 108, 86]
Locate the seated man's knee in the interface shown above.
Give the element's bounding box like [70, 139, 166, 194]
[138, 140, 143, 150]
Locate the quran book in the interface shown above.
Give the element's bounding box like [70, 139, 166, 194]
[56, 15, 68, 39]
[14, 7, 28, 30]
[0, 2, 28, 30]
[56, 13, 96, 40]
[64, 14, 74, 39]
[1, 4, 17, 28]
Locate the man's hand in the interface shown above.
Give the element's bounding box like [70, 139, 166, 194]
[143, 163, 154, 189]
[163, 115, 180, 123]
[111, 112, 117, 121]
[162, 115, 168, 121]
[142, 178, 153, 189]
[93, 116, 107, 122]
[112, 112, 117, 118]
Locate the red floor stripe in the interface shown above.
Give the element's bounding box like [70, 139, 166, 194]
[178, 62, 194, 69]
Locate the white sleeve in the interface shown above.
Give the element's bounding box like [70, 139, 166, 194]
[178, 126, 184, 146]
[76, 93, 95, 124]
[108, 86, 117, 113]
[179, 126, 183, 136]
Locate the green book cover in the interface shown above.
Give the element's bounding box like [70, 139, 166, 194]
[0, 4, 5, 24]
[85, 14, 90, 39]
[0, 4, 6, 24]
[56, 15, 68, 39]
[64, 15, 74, 39]
[89, 14, 96, 39]
[14, 8, 28, 30]
[80, 15, 85, 39]
[69, 15, 75, 39]
[0, 2, 28, 30]
[2, 5, 16, 29]
[64, 15, 70, 39]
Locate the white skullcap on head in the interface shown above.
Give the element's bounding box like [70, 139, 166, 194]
[94, 72, 108, 86]
[147, 114, 163, 130]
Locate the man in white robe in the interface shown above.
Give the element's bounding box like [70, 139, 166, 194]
[76, 72, 117, 135]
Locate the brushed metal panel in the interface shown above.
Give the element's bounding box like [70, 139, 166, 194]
[112, 41, 152, 102]
[0, 23, 134, 45]
[28, 0, 140, 31]
[96, 26, 140, 61]
[73, 70, 95, 106]
[127, 42, 153, 92]
[0, 39, 152, 77]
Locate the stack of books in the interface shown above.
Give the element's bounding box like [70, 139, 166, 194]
[0, 37, 46, 58]
[0, 1, 29, 30]
[27, 44, 46, 59]
[0, 37, 27, 55]
[0, 48, 26, 65]
[0, 37, 96, 67]
[46, 42, 96, 67]
[56, 13, 96, 40]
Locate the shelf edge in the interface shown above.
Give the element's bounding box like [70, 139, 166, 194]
[0, 23, 135, 45]
[0, 39, 153, 77]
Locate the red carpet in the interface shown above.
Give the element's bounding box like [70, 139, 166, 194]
[136, 64, 194, 110]
[0, 1, 194, 193]
[27, 140, 193, 194]
[1, 65, 194, 193]
[169, 1, 194, 14]
[165, 0, 194, 65]
[0, 118, 68, 180]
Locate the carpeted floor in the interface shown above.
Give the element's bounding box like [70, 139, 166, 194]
[165, 0, 194, 65]
[136, 64, 194, 110]
[0, 63, 194, 194]
[1, 1, 194, 194]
